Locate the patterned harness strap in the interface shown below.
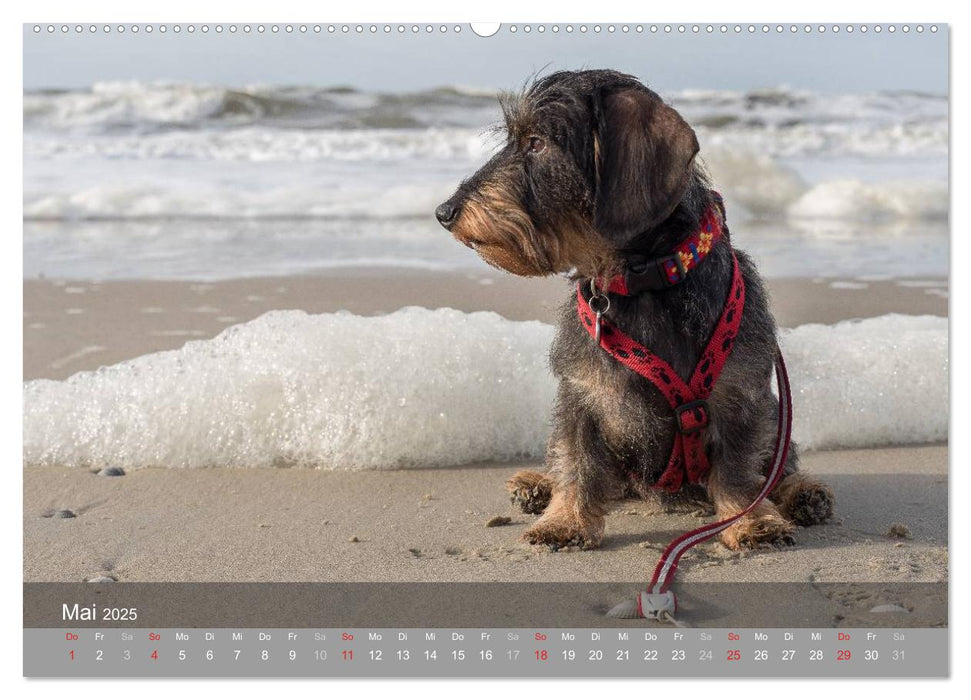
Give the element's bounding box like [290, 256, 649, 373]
[576, 253, 745, 491]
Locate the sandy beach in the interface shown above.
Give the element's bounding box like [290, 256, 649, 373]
[22, 270, 948, 626]
[24, 444, 946, 585]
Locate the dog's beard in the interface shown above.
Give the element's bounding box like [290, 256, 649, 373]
[453, 191, 616, 279]
[451, 186, 552, 277]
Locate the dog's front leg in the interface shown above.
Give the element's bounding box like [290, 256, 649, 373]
[706, 456, 795, 551]
[521, 479, 605, 550]
[520, 409, 618, 550]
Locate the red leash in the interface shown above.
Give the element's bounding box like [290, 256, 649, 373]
[619, 352, 793, 622]
[575, 200, 794, 623]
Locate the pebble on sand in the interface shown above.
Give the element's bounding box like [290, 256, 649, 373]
[98, 467, 126, 477]
[870, 604, 910, 614]
[52, 509, 76, 519]
[348, 536, 360, 543]
[86, 575, 117, 583]
[485, 516, 512, 527]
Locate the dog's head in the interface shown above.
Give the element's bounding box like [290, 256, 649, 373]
[435, 70, 700, 278]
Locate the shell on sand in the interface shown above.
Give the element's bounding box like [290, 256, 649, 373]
[606, 598, 643, 619]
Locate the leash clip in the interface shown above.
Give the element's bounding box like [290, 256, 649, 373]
[606, 589, 680, 624]
[588, 279, 611, 344]
[639, 590, 679, 622]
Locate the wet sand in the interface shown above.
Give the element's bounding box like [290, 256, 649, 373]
[23, 271, 947, 381]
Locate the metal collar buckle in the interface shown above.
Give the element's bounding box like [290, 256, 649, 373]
[588, 279, 611, 344]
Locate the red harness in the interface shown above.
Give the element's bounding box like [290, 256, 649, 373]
[576, 203, 741, 492]
[578, 198, 795, 621]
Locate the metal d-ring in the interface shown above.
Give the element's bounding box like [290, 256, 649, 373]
[588, 279, 611, 344]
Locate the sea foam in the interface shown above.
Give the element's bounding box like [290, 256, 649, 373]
[782, 314, 948, 450]
[23, 309, 947, 470]
[23, 309, 557, 470]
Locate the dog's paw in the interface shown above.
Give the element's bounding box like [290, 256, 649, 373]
[506, 470, 553, 514]
[785, 483, 835, 527]
[720, 511, 795, 551]
[773, 473, 835, 527]
[521, 516, 603, 552]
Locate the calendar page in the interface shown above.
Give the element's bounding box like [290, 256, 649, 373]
[22, 20, 948, 678]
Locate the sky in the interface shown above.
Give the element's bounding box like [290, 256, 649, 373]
[24, 24, 948, 94]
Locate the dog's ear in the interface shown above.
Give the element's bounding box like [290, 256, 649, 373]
[592, 88, 699, 239]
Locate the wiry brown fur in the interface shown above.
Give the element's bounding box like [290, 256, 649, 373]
[437, 70, 834, 552]
[454, 181, 615, 278]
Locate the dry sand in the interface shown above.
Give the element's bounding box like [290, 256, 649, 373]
[24, 445, 946, 586]
[22, 270, 948, 625]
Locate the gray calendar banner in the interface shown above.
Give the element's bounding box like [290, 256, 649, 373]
[24, 582, 946, 629]
[24, 627, 947, 677]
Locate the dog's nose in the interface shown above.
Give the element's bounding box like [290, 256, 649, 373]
[435, 202, 459, 229]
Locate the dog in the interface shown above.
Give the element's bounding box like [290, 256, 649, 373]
[435, 70, 833, 551]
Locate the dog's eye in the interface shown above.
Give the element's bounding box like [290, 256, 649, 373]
[527, 136, 547, 154]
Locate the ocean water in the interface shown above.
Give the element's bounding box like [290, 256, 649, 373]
[24, 82, 948, 281]
[22, 309, 947, 470]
